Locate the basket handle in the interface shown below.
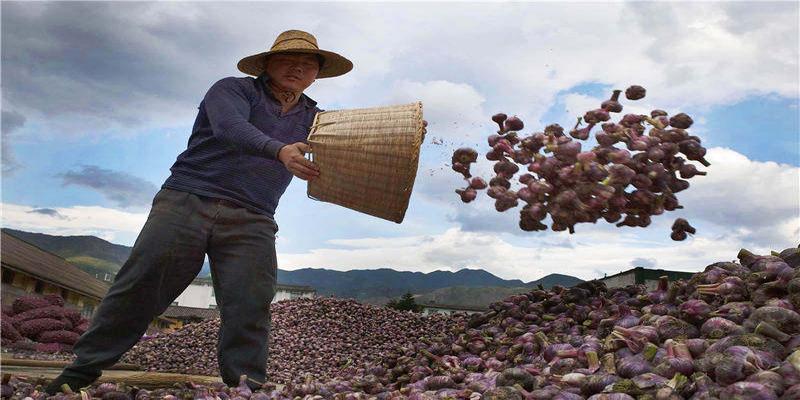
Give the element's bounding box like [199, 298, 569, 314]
[310, 121, 336, 135]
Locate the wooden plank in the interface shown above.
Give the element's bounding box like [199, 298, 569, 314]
[0, 366, 223, 389]
[1, 356, 140, 370]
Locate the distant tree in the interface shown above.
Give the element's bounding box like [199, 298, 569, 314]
[386, 291, 423, 312]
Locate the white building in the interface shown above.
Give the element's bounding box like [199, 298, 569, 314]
[272, 284, 318, 302]
[599, 267, 694, 291]
[420, 302, 487, 316]
[173, 278, 316, 309]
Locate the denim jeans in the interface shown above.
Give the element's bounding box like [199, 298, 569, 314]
[58, 188, 279, 388]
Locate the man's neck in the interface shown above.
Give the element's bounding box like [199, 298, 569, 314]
[266, 79, 302, 113]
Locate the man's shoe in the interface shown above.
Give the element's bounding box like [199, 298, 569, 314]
[44, 376, 93, 395]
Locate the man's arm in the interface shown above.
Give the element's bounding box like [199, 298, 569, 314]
[203, 77, 287, 159]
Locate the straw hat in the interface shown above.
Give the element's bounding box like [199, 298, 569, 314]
[237, 30, 353, 79]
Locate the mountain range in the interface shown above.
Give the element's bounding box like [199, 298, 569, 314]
[2, 228, 583, 305]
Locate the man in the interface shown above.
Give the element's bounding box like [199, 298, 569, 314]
[45, 30, 353, 394]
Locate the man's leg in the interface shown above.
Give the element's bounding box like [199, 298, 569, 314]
[207, 201, 278, 389]
[47, 189, 211, 393]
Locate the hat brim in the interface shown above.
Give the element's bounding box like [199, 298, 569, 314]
[237, 48, 353, 79]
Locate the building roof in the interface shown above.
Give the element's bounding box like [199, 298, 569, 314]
[420, 302, 488, 312]
[599, 267, 695, 284]
[1, 231, 110, 300]
[162, 305, 220, 320]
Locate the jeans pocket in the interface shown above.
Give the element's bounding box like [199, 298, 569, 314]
[151, 189, 191, 217]
[241, 207, 279, 235]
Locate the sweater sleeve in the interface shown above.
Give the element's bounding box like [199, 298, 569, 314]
[203, 77, 287, 159]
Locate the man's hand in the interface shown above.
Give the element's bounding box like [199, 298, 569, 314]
[278, 142, 320, 181]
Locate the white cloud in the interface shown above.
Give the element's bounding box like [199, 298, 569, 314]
[631, 257, 658, 268]
[277, 226, 781, 282]
[3, 2, 796, 139]
[680, 147, 800, 245]
[1, 203, 147, 245]
[1, 110, 26, 176]
[624, 2, 798, 107]
[5, 197, 779, 282]
[390, 80, 487, 141]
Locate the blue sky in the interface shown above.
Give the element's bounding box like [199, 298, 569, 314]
[2, 2, 798, 282]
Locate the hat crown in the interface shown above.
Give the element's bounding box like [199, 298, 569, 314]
[238, 29, 352, 78]
[271, 30, 320, 52]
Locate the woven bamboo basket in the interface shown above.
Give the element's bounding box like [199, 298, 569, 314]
[307, 102, 424, 223]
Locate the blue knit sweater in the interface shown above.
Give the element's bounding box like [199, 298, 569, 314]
[163, 75, 321, 217]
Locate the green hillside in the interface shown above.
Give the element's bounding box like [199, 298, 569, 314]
[414, 286, 531, 309]
[64, 256, 120, 280]
[3, 228, 130, 271]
